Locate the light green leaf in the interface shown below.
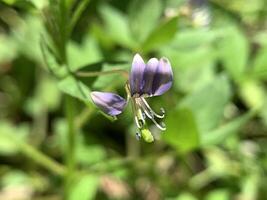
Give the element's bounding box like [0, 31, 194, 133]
[205, 189, 230, 200]
[167, 192, 198, 200]
[1, 170, 31, 187]
[58, 76, 91, 103]
[99, 4, 135, 48]
[201, 112, 253, 146]
[239, 79, 266, 110]
[128, 0, 162, 42]
[13, 15, 44, 63]
[25, 75, 61, 116]
[217, 26, 249, 81]
[0, 121, 29, 155]
[142, 17, 178, 53]
[0, 35, 17, 63]
[68, 174, 99, 200]
[240, 174, 260, 200]
[76, 145, 106, 166]
[169, 28, 221, 49]
[163, 108, 200, 153]
[252, 45, 267, 80]
[180, 75, 231, 134]
[68, 37, 102, 71]
[30, 0, 48, 9]
[175, 63, 216, 93]
[92, 63, 129, 90]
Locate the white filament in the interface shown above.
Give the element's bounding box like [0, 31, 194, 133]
[136, 98, 166, 131]
[140, 97, 165, 119]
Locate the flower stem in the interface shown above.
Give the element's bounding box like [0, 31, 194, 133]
[75, 68, 129, 78]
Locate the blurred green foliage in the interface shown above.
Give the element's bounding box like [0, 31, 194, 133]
[1, 0, 267, 199]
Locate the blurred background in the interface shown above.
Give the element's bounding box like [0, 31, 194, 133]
[1, 0, 267, 199]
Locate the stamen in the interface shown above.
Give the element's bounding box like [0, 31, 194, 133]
[138, 119, 145, 127]
[135, 132, 141, 140]
[160, 122, 166, 129]
[140, 103, 154, 119]
[142, 112, 146, 119]
[136, 99, 166, 131]
[149, 115, 166, 131]
[134, 116, 144, 128]
[140, 97, 165, 119]
[130, 94, 146, 129]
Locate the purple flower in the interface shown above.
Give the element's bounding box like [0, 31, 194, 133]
[91, 54, 173, 141]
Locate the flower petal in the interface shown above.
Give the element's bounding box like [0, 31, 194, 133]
[151, 57, 173, 96]
[91, 91, 127, 116]
[142, 58, 159, 96]
[130, 53, 146, 96]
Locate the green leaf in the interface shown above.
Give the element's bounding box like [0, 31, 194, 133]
[76, 145, 106, 166]
[239, 79, 266, 110]
[168, 28, 221, 49]
[92, 63, 129, 90]
[24, 75, 61, 116]
[1, 0, 36, 9]
[205, 189, 230, 200]
[2, 170, 32, 187]
[99, 4, 135, 48]
[240, 174, 260, 200]
[180, 75, 231, 133]
[128, 0, 162, 42]
[0, 35, 17, 63]
[40, 36, 63, 77]
[30, 0, 48, 9]
[175, 63, 215, 93]
[173, 193, 198, 200]
[68, 174, 99, 200]
[58, 76, 91, 103]
[0, 121, 29, 155]
[217, 26, 249, 81]
[252, 45, 267, 80]
[68, 37, 102, 71]
[159, 28, 221, 70]
[163, 108, 200, 153]
[142, 17, 178, 53]
[13, 15, 44, 63]
[201, 112, 253, 146]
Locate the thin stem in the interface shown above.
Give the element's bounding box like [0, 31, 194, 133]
[69, 0, 91, 33]
[2, 131, 65, 176]
[76, 68, 129, 79]
[64, 95, 76, 196]
[18, 142, 66, 176]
